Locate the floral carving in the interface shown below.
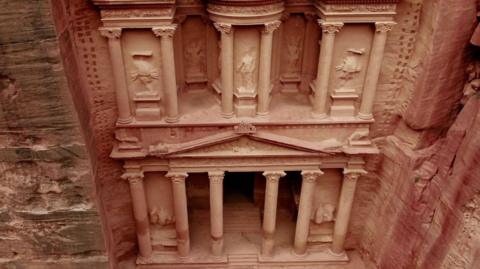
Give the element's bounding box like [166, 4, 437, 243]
[263, 171, 286, 183]
[213, 22, 232, 35]
[152, 25, 177, 38]
[375, 22, 396, 33]
[319, 21, 343, 34]
[99, 27, 122, 39]
[263, 21, 281, 34]
[301, 170, 324, 183]
[130, 51, 159, 97]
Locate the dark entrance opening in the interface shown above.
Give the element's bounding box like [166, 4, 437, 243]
[223, 172, 255, 204]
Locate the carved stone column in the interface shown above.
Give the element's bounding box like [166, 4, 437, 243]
[330, 169, 366, 255]
[121, 171, 152, 259]
[213, 23, 234, 118]
[358, 22, 396, 120]
[311, 21, 343, 118]
[208, 171, 224, 256]
[99, 27, 133, 124]
[261, 171, 286, 256]
[293, 170, 324, 255]
[152, 25, 179, 123]
[257, 21, 281, 116]
[165, 172, 190, 257]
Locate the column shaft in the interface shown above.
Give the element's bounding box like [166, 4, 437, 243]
[99, 28, 133, 124]
[331, 172, 360, 254]
[166, 172, 190, 257]
[293, 170, 323, 255]
[208, 172, 224, 256]
[312, 22, 343, 118]
[216, 24, 234, 118]
[261, 171, 286, 256]
[153, 26, 180, 123]
[358, 22, 395, 120]
[121, 172, 152, 258]
[257, 21, 280, 116]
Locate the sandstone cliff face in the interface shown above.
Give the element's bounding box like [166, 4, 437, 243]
[357, 0, 480, 268]
[0, 0, 107, 268]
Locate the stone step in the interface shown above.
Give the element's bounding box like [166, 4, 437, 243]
[228, 253, 258, 265]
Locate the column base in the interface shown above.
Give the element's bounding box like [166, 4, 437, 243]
[291, 247, 308, 258]
[117, 116, 134, 125]
[211, 237, 224, 256]
[328, 248, 346, 257]
[221, 111, 234, 118]
[357, 112, 373, 120]
[256, 111, 270, 117]
[311, 111, 328, 119]
[261, 238, 274, 256]
[165, 116, 180, 123]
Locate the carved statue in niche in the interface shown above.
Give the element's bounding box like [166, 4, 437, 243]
[312, 203, 336, 224]
[335, 48, 365, 90]
[150, 207, 175, 225]
[130, 51, 159, 97]
[185, 39, 205, 79]
[285, 35, 302, 75]
[237, 47, 257, 92]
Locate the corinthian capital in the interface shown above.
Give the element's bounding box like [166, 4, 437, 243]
[99, 27, 122, 39]
[343, 168, 367, 182]
[318, 20, 343, 34]
[152, 24, 178, 38]
[165, 172, 188, 183]
[208, 171, 224, 184]
[213, 22, 232, 34]
[301, 169, 324, 183]
[121, 171, 144, 184]
[263, 20, 281, 34]
[375, 22, 396, 33]
[263, 171, 286, 183]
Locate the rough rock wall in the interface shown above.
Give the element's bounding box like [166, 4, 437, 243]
[358, 0, 480, 268]
[0, 0, 107, 268]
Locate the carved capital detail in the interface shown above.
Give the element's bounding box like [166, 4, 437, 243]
[152, 25, 178, 38]
[343, 168, 367, 182]
[208, 171, 225, 184]
[375, 22, 396, 33]
[213, 23, 232, 35]
[121, 171, 144, 184]
[165, 172, 188, 183]
[318, 21, 344, 34]
[263, 20, 281, 34]
[99, 27, 122, 39]
[301, 170, 324, 183]
[263, 171, 286, 183]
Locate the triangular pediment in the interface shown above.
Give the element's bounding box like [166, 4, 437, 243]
[146, 131, 343, 158]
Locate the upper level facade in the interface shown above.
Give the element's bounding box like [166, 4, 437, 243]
[94, 0, 398, 161]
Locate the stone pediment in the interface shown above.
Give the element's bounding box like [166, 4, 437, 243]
[148, 131, 345, 158]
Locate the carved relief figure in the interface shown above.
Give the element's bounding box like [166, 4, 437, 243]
[185, 39, 205, 78]
[130, 52, 159, 97]
[461, 61, 480, 104]
[313, 203, 336, 224]
[150, 207, 175, 225]
[285, 35, 302, 75]
[237, 47, 257, 92]
[335, 48, 365, 89]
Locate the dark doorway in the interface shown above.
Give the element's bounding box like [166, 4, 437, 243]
[223, 172, 255, 204]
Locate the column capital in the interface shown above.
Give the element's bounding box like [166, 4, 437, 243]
[152, 24, 178, 38]
[121, 171, 144, 184]
[318, 20, 343, 34]
[375, 22, 396, 33]
[343, 168, 367, 181]
[99, 27, 122, 39]
[208, 171, 225, 184]
[262, 171, 286, 183]
[213, 22, 232, 35]
[301, 170, 324, 183]
[263, 20, 281, 34]
[165, 172, 188, 183]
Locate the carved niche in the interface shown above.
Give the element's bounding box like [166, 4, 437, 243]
[182, 16, 208, 89]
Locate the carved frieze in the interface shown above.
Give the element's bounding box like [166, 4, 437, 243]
[100, 9, 173, 18]
[207, 2, 284, 15]
[322, 4, 396, 12]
